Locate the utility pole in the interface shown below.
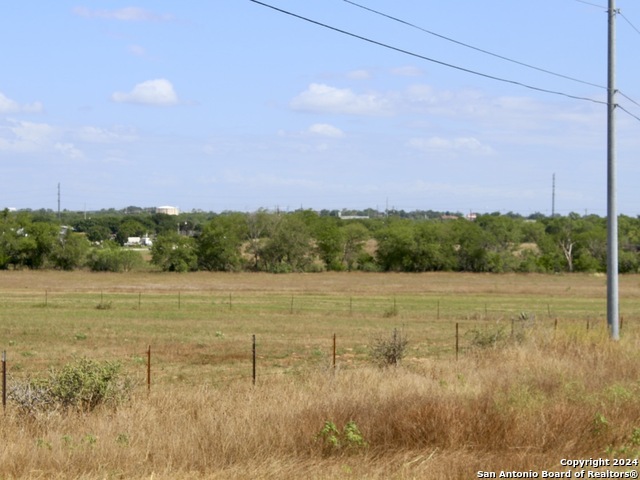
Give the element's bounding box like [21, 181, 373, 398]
[606, 0, 619, 340]
[57, 182, 61, 220]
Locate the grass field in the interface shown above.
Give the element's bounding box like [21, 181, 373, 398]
[1, 271, 640, 479]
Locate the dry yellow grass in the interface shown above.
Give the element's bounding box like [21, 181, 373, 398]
[2, 335, 640, 479]
[0, 271, 639, 479]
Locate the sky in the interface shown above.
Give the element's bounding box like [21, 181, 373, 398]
[1, 1, 639, 216]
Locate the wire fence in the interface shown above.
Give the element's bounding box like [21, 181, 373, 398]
[1, 308, 624, 414]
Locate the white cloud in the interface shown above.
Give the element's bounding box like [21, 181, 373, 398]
[290, 83, 391, 116]
[391, 66, 424, 77]
[408, 136, 494, 155]
[0, 92, 43, 114]
[75, 126, 137, 143]
[346, 69, 371, 80]
[8, 119, 53, 143]
[0, 120, 133, 157]
[73, 6, 173, 22]
[112, 79, 179, 106]
[308, 123, 345, 138]
[54, 142, 84, 160]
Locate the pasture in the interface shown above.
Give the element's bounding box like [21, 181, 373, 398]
[1, 271, 640, 479]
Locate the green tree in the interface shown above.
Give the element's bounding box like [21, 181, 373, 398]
[87, 241, 145, 272]
[375, 220, 416, 271]
[314, 217, 344, 270]
[115, 219, 148, 245]
[341, 222, 370, 271]
[51, 230, 90, 270]
[197, 214, 245, 271]
[412, 221, 457, 271]
[21, 221, 59, 269]
[0, 209, 19, 269]
[260, 213, 314, 272]
[150, 232, 197, 272]
[245, 210, 274, 271]
[449, 219, 493, 272]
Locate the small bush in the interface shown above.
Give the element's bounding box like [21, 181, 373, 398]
[370, 328, 408, 367]
[607, 427, 640, 458]
[468, 324, 507, 349]
[316, 420, 367, 455]
[8, 379, 55, 415]
[9, 357, 133, 414]
[95, 301, 112, 310]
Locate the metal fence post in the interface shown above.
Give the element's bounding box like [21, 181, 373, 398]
[252, 335, 256, 386]
[2, 351, 6, 412]
[333, 333, 336, 372]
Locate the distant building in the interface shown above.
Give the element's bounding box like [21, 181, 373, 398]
[125, 234, 153, 247]
[156, 206, 179, 216]
[338, 211, 369, 220]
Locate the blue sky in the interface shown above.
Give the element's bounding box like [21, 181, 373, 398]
[1, 1, 639, 216]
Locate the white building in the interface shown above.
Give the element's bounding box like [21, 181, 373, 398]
[156, 206, 179, 216]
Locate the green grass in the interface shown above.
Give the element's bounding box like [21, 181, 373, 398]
[1, 271, 640, 479]
[0, 271, 636, 386]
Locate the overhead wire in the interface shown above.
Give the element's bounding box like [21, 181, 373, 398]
[574, 0, 606, 9]
[251, 0, 640, 125]
[344, 0, 606, 90]
[571, 1, 640, 116]
[617, 8, 640, 120]
[249, 0, 607, 106]
[344, 0, 640, 123]
[617, 104, 640, 123]
[620, 12, 640, 35]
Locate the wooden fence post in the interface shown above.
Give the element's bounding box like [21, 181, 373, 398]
[455, 323, 459, 361]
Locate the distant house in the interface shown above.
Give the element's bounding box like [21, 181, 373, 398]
[338, 211, 369, 220]
[156, 206, 179, 216]
[125, 234, 153, 247]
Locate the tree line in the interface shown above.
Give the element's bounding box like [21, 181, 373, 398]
[1, 207, 639, 274]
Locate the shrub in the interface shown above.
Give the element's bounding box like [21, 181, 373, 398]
[316, 420, 367, 455]
[369, 328, 409, 367]
[88, 246, 144, 272]
[467, 324, 507, 349]
[9, 357, 133, 414]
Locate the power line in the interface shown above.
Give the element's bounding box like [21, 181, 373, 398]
[618, 90, 640, 109]
[574, 0, 606, 9]
[617, 104, 640, 123]
[344, 0, 606, 90]
[620, 12, 640, 35]
[346, 0, 640, 115]
[249, 0, 607, 106]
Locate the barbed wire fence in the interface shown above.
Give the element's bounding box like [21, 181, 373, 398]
[1, 289, 625, 413]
